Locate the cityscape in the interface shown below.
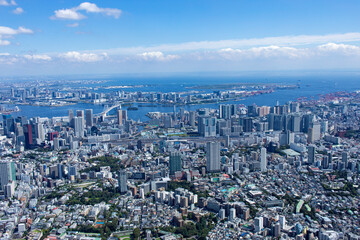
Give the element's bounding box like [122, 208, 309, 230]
[1, 1, 360, 240]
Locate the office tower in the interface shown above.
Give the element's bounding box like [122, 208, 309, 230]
[308, 145, 315, 165]
[164, 115, 173, 128]
[0, 161, 16, 191]
[229, 208, 236, 221]
[260, 147, 267, 172]
[169, 151, 182, 175]
[34, 122, 45, 142]
[189, 111, 196, 127]
[23, 124, 33, 148]
[3, 115, 15, 136]
[312, 122, 321, 141]
[290, 102, 300, 113]
[85, 109, 93, 127]
[280, 130, 294, 146]
[117, 109, 127, 126]
[180, 107, 185, 121]
[198, 116, 216, 137]
[241, 117, 253, 132]
[220, 104, 231, 119]
[301, 114, 314, 133]
[342, 152, 348, 169]
[247, 104, 258, 117]
[68, 165, 77, 178]
[290, 114, 301, 132]
[118, 170, 128, 194]
[57, 163, 63, 179]
[53, 138, 60, 150]
[254, 217, 263, 232]
[74, 116, 84, 138]
[68, 110, 74, 123]
[206, 142, 221, 173]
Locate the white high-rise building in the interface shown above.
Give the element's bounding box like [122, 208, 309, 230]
[260, 147, 267, 172]
[74, 116, 84, 138]
[254, 217, 263, 232]
[206, 142, 220, 173]
[229, 208, 236, 221]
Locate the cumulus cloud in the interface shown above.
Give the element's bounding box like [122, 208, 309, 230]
[0, 26, 33, 35]
[52, 9, 86, 20]
[138, 51, 179, 61]
[317, 43, 360, 55]
[51, 2, 121, 20]
[24, 54, 52, 61]
[12, 7, 23, 14]
[0, 26, 33, 45]
[0, 0, 16, 6]
[60, 51, 108, 62]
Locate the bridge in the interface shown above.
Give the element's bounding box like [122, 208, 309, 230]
[96, 103, 122, 117]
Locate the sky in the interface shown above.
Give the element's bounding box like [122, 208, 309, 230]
[0, 0, 360, 76]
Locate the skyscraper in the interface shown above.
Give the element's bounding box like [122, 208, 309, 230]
[117, 109, 127, 126]
[0, 161, 16, 191]
[260, 147, 267, 172]
[118, 170, 128, 194]
[74, 116, 84, 138]
[206, 142, 220, 173]
[198, 116, 216, 137]
[308, 145, 315, 165]
[169, 151, 182, 175]
[85, 109, 93, 127]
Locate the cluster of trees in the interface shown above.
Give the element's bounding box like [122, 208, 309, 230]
[66, 187, 119, 205]
[81, 156, 123, 173]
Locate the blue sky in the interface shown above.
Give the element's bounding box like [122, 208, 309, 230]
[0, 0, 360, 76]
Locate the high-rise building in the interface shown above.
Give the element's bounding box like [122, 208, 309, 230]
[241, 117, 253, 132]
[85, 109, 93, 127]
[206, 142, 221, 173]
[260, 147, 267, 172]
[23, 124, 33, 148]
[35, 122, 45, 141]
[254, 217, 263, 232]
[169, 151, 182, 175]
[308, 145, 315, 165]
[198, 116, 216, 137]
[68, 110, 74, 127]
[342, 152, 348, 169]
[220, 104, 231, 119]
[118, 170, 128, 194]
[117, 109, 127, 126]
[0, 161, 16, 191]
[189, 111, 196, 127]
[74, 116, 84, 138]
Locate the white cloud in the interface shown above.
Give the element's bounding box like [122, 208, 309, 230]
[317, 43, 360, 55]
[0, 39, 11, 46]
[0, 26, 33, 45]
[0, 0, 16, 6]
[77, 2, 121, 18]
[138, 51, 179, 61]
[51, 2, 121, 20]
[52, 9, 86, 20]
[0, 53, 10, 56]
[0, 26, 33, 35]
[67, 22, 79, 28]
[94, 32, 360, 55]
[60, 51, 107, 62]
[12, 7, 23, 14]
[24, 54, 52, 61]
